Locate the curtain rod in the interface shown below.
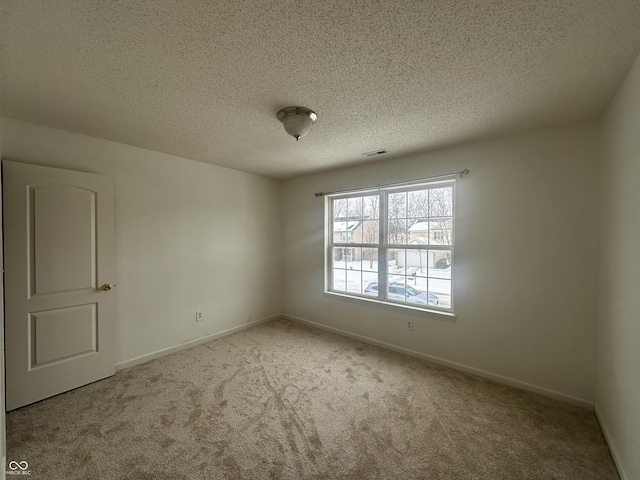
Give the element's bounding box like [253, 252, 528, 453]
[314, 169, 469, 197]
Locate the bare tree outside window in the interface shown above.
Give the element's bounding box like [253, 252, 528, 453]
[361, 195, 379, 267]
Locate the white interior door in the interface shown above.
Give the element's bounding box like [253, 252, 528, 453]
[3, 161, 115, 411]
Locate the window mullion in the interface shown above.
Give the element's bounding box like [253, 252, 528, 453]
[326, 196, 333, 292]
[379, 191, 388, 301]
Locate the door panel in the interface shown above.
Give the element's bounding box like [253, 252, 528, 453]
[3, 161, 115, 411]
[32, 185, 96, 294]
[31, 304, 97, 367]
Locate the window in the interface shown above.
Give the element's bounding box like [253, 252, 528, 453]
[339, 231, 353, 242]
[327, 181, 454, 313]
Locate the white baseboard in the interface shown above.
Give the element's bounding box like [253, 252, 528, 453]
[115, 314, 281, 371]
[595, 406, 628, 480]
[282, 313, 595, 410]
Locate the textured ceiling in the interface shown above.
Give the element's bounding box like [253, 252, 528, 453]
[1, 1, 640, 179]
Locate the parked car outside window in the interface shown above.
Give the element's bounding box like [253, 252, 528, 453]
[364, 282, 439, 306]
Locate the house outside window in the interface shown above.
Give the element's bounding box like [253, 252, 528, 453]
[327, 181, 455, 312]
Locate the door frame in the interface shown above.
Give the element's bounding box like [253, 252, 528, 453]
[1, 143, 7, 480]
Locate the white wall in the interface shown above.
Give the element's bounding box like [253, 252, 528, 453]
[598, 52, 640, 480]
[282, 122, 601, 404]
[0, 118, 282, 365]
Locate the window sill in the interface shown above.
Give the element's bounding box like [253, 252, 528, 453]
[324, 290, 457, 322]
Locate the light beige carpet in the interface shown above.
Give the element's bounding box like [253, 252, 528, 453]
[7, 319, 618, 479]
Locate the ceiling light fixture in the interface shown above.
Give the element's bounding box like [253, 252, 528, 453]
[277, 106, 318, 141]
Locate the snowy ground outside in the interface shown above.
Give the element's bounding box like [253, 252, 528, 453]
[332, 259, 452, 308]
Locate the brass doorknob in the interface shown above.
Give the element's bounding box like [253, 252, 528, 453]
[101, 283, 114, 291]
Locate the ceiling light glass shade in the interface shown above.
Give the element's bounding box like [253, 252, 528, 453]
[277, 107, 318, 141]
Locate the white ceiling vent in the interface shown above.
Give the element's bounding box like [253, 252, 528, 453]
[362, 149, 389, 157]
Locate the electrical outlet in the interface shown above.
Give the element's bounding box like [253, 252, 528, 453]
[406, 320, 413, 330]
[196, 310, 203, 322]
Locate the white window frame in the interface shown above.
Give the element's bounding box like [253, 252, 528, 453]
[325, 180, 456, 320]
